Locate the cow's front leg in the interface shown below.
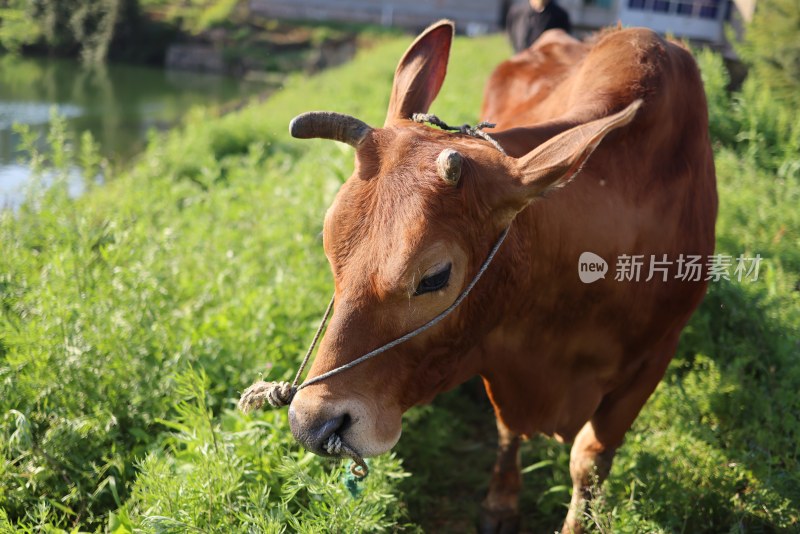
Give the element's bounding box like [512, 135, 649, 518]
[479, 418, 522, 534]
[562, 422, 616, 534]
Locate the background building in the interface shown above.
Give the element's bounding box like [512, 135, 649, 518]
[250, 0, 747, 45]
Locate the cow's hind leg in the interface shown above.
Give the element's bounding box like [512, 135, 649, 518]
[479, 418, 522, 534]
[562, 422, 616, 534]
[562, 336, 679, 534]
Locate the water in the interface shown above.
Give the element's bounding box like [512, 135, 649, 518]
[0, 54, 262, 207]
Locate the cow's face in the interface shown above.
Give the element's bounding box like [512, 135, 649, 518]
[287, 21, 640, 458]
[289, 124, 513, 457]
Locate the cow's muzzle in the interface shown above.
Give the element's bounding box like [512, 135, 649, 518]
[287, 386, 403, 462]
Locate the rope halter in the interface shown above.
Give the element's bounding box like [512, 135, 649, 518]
[239, 116, 509, 479]
[412, 113, 508, 156]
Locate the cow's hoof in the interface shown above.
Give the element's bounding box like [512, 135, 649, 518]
[477, 507, 520, 534]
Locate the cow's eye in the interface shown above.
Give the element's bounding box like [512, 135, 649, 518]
[415, 263, 452, 295]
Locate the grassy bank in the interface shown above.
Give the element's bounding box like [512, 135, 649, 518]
[1, 32, 798, 532]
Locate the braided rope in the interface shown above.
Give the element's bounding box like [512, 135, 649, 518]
[324, 434, 369, 477]
[239, 226, 509, 407]
[411, 113, 507, 155]
[239, 114, 511, 479]
[237, 295, 335, 413]
[239, 226, 510, 477]
[298, 226, 510, 392]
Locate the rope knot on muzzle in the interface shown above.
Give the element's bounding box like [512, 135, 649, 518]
[324, 433, 343, 455]
[238, 380, 295, 411]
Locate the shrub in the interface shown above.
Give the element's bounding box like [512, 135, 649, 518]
[735, 0, 800, 105]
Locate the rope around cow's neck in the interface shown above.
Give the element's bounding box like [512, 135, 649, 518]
[238, 117, 509, 479]
[239, 225, 510, 477]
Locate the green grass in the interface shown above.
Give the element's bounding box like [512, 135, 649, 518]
[1, 34, 799, 532]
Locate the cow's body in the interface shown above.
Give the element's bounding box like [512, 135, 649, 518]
[282, 22, 717, 533]
[474, 27, 717, 443]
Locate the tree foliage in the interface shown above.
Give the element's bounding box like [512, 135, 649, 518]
[141, 0, 242, 34]
[0, 0, 134, 62]
[736, 0, 800, 104]
[0, 1, 41, 53]
[0, 0, 242, 61]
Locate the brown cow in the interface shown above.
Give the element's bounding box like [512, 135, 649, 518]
[284, 21, 716, 533]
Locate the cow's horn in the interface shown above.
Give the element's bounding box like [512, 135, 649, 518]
[289, 111, 372, 148]
[437, 148, 463, 185]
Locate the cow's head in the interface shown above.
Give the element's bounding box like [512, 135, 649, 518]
[288, 21, 639, 458]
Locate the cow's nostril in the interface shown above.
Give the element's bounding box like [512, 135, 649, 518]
[289, 408, 350, 456]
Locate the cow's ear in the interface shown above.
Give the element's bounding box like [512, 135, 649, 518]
[506, 100, 642, 208]
[385, 20, 454, 126]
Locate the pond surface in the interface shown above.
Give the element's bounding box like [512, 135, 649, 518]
[0, 54, 262, 207]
